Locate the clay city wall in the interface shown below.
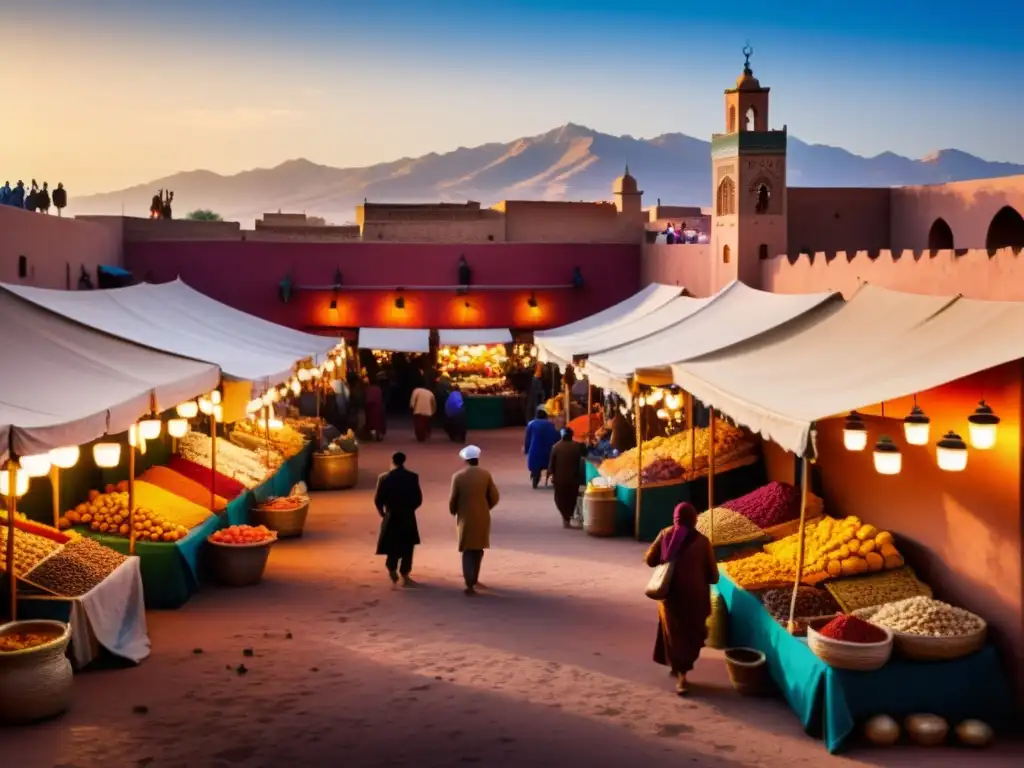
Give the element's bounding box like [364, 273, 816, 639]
[640, 243, 712, 296]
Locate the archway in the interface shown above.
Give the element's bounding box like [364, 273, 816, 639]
[986, 206, 1024, 252]
[722, 245, 731, 264]
[927, 218, 954, 250]
[745, 107, 756, 131]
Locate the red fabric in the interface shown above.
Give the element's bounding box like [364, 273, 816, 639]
[166, 455, 247, 500]
[413, 414, 431, 442]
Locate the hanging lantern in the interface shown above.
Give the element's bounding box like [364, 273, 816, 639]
[656, 408, 668, 420]
[210, 390, 222, 405]
[872, 436, 902, 475]
[325, 359, 336, 372]
[637, 395, 647, 408]
[310, 367, 322, 378]
[246, 399, 263, 414]
[0, 466, 29, 498]
[176, 401, 199, 419]
[139, 418, 162, 441]
[290, 380, 301, 396]
[936, 431, 968, 472]
[261, 391, 274, 407]
[49, 446, 80, 469]
[297, 368, 312, 382]
[967, 400, 1000, 450]
[128, 424, 139, 447]
[167, 418, 189, 438]
[843, 411, 868, 451]
[278, 386, 289, 398]
[198, 397, 214, 415]
[270, 388, 281, 402]
[93, 443, 122, 468]
[213, 405, 224, 423]
[19, 454, 52, 478]
[902, 404, 930, 446]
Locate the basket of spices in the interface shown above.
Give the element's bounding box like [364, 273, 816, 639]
[807, 614, 893, 671]
[207, 525, 277, 586]
[0, 620, 74, 724]
[854, 597, 987, 661]
[250, 494, 310, 538]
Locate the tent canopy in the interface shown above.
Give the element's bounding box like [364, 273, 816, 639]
[668, 284, 1005, 456]
[358, 328, 430, 354]
[586, 282, 839, 397]
[0, 290, 219, 464]
[535, 283, 683, 367]
[4, 279, 336, 388]
[438, 328, 513, 347]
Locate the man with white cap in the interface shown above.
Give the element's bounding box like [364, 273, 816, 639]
[449, 444, 500, 594]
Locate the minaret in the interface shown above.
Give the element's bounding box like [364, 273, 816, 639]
[613, 165, 643, 216]
[710, 44, 788, 291]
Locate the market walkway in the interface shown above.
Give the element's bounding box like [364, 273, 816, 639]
[5, 428, 1022, 767]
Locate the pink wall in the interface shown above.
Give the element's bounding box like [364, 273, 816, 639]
[124, 241, 641, 331]
[787, 187, 892, 254]
[640, 243, 712, 296]
[0, 206, 122, 288]
[762, 247, 1024, 299]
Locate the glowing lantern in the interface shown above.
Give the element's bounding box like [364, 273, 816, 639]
[49, 446, 80, 469]
[297, 368, 312, 382]
[176, 401, 199, 419]
[212, 405, 224, 422]
[19, 454, 52, 478]
[843, 412, 868, 451]
[139, 418, 162, 440]
[290, 380, 301, 396]
[872, 436, 902, 475]
[128, 424, 139, 447]
[167, 418, 189, 438]
[325, 359, 336, 372]
[268, 418, 284, 430]
[936, 431, 968, 472]
[93, 443, 122, 468]
[198, 397, 214, 415]
[210, 390, 222, 405]
[656, 408, 669, 420]
[246, 399, 264, 414]
[902, 404, 930, 446]
[0, 467, 29, 497]
[967, 400, 1000, 450]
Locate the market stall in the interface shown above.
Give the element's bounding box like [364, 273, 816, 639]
[357, 328, 430, 354]
[664, 284, 1024, 752]
[437, 328, 519, 430]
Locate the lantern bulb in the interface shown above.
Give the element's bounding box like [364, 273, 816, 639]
[843, 411, 868, 451]
[49, 446, 80, 469]
[19, 454, 52, 478]
[0, 467, 29, 498]
[139, 418, 162, 440]
[93, 442, 122, 468]
[872, 437, 902, 475]
[213, 405, 224, 423]
[210, 390, 222, 405]
[936, 431, 968, 472]
[902, 404, 930, 446]
[167, 418, 188, 438]
[967, 400, 1000, 450]
[198, 397, 214, 415]
[176, 401, 199, 419]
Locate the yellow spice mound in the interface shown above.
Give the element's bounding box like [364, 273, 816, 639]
[764, 516, 904, 584]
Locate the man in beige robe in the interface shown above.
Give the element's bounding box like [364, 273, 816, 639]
[449, 444, 500, 594]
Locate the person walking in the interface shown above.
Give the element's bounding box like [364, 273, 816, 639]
[644, 502, 719, 695]
[444, 384, 467, 443]
[548, 427, 585, 528]
[410, 380, 436, 442]
[374, 452, 423, 586]
[365, 376, 385, 441]
[449, 445, 499, 595]
[524, 408, 559, 488]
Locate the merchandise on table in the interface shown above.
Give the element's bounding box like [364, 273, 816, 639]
[0, 631, 56, 652]
[64, 488, 191, 542]
[0, 523, 63, 578]
[209, 524, 276, 545]
[760, 585, 840, 624]
[324, 429, 358, 455]
[721, 552, 796, 590]
[166, 455, 247, 500]
[232, 417, 307, 456]
[857, 597, 985, 637]
[178, 430, 279, 488]
[640, 457, 684, 484]
[598, 423, 756, 487]
[721, 481, 823, 529]
[816, 615, 889, 643]
[25, 537, 127, 597]
[763, 516, 905, 584]
[258, 494, 309, 511]
[438, 345, 516, 395]
[138, 465, 227, 512]
[824, 566, 933, 613]
[696, 507, 765, 546]
[133, 482, 214, 530]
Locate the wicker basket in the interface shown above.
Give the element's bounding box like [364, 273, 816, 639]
[806, 617, 893, 671]
[206, 537, 276, 586]
[251, 499, 310, 538]
[723, 647, 772, 696]
[706, 587, 729, 650]
[853, 606, 988, 661]
[309, 451, 358, 490]
[0, 620, 74, 724]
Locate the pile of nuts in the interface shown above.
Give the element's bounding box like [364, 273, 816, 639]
[0, 526, 61, 578]
[26, 537, 127, 597]
[860, 596, 985, 637]
[696, 507, 765, 545]
[761, 585, 839, 622]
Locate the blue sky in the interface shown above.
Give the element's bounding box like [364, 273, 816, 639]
[6, 0, 1022, 192]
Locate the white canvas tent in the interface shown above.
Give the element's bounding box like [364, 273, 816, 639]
[0, 290, 219, 464]
[586, 282, 839, 397]
[358, 328, 431, 354]
[666, 284, 1023, 456]
[438, 329, 513, 346]
[535, 283, 683, 367]
[4, 279, 336, 388]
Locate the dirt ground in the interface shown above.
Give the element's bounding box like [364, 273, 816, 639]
[4, 427, 1022, 767]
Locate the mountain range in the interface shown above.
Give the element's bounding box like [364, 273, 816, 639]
[70, 124, 1024, 226]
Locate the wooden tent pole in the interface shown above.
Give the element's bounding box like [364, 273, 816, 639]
[50, 466, 61, 529]
[708, 409, 716, 546]
[128, 430, 137, 555]
[210, 410, 218, 511]
[7, 463, 19, 620]
[787, 455, 811, 633]
[585, 383, 592, 441]
[687, 392, 695, 475]
[634, 385, 643, 541]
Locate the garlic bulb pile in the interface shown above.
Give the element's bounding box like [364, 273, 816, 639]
[179, 431, 278, 488]
[868, 597, 984, 637]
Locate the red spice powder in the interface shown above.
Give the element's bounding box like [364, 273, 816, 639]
[817, 615, 887, 644]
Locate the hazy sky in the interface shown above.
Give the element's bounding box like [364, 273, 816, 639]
[5, 0, 1022, 194]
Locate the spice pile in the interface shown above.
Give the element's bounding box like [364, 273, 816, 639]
[257, 495, 308, 511]
[62, 488, 193, 542]
[859, 597, 985, 637]
[0, 632, 58, 652]
[722, 551, 796, 589]
[640, 458, 684, 485]
[179, 431, 279, 488]
[761, 586, 839, 622]
[721, 482, 802, 529]
[816, 615, 888, 644]
[0, 525, 62, 578]
[696, 507, 765, 545]
[26, 537, 127, 597]
[825, 566, 932, 613]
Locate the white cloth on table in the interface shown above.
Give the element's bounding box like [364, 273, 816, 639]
[69, 556, 150, 668]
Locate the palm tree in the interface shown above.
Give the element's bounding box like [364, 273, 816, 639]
[186, 209, 222, 221]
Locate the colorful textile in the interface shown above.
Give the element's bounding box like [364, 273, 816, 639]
[166, 455, 247, 500]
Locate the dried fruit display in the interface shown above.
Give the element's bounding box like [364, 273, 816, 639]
[825, 566, 932, 613]
[179, 431, 279, 488]
[64, 488, 191, 542]
[233, 418, 307, 455]
[26, 537, 127, 597]
[210, 525, 275, 545]
[761, 585, 839, 622]
[0, 525, 62, 578]
[858, 597, 985, 637]
[764, 516, 904, 584]
[0, 632, 58, 652]
[696, 507, 765, 546]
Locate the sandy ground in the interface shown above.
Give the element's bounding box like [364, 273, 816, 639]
[4, 427, 1022, 767]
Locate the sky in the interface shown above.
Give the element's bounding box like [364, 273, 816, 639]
[4, 0, 1022, 194]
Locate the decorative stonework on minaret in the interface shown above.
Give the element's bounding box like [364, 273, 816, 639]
[710, 44, 788, 291]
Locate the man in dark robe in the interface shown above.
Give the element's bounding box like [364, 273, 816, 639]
[548, 427, 585, 528]
[374, 452, 423, 586]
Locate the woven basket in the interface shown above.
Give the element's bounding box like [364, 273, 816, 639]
[853, 606, 988, 661]
[723, 647, 772, 696]
[706, 587, 728, 649]
[806, 617, 893, 671]
[0, 620, 74, 724]
[309, 451, 358, 491]
[251, 499, 310, 538]
[206, 537, 276, 586]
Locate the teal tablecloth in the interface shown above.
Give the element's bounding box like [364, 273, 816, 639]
[716, 572, 1014, 753]
[465, 396, 506, 430]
